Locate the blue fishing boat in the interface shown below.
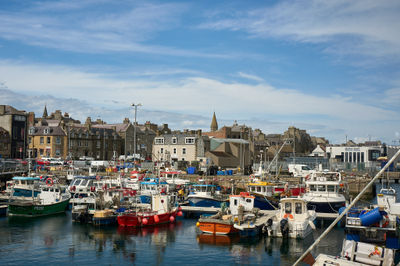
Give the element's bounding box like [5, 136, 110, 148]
[138, 177, 169, 204]
[188, 184, 228, 208]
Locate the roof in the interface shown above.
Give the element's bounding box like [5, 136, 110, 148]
[154, 134, 201, 145]
[211, 138, 249, 144]
[30, 126, 66, 136]
[12, 176, 41, 181]
[0, 105, 26, 115]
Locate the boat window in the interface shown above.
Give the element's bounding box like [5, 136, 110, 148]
[317, 185, 326, 192]
[310, 185, 316, 191]
[327, 185, 335, 192]
[55, 189, 59, 192]
[285, 202, 292, 213]
[81, 180, 88, 186]
[295, 203, 302, 214]
[43, 187, 49, 191]
[262, 187, 266, 192]
[88, 180, 94, 186]
[257, 187, 261, 192]
[234, 199, 237, 206]
[246, 198, 252, 203]
[74, 179, 81, 186]
[109, 192, 112, 196]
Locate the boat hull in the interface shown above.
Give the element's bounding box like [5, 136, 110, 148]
[93, 216, 117, 226]
[0, 205, 7, 216]
[188, 196, 227, 208]
[198, 221, 239, 235]
[8, 199, 70, 217]
[307, 200, 346, 213]
[117, 210, 177, 227]
[252, 195, 278, 210]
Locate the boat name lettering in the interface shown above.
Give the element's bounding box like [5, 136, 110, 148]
[34, 206, 44, 210]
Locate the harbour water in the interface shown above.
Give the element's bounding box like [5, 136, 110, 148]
[0, 213, 344, 265]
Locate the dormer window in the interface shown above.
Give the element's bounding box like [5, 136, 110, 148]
[29, 127, 35, 134]
[172, 137, 177, 144]
[185, 137, 195, 144]
[44, 128, 50, 134]
[155, 137, 164, 144]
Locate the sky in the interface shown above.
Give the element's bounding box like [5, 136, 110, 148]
[0, 0, 399, 145]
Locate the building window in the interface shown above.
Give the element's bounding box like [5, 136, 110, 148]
[55, 149, 61, 156]
[173, 148, 177, 154]
[182, 148, 186, 155]
[47, 137, 51, 144]
[155, 138, 164, 144]
[28, 137, 32, 144]
[160, 148, 164, 154]
[96, 141, 100, 148]
[172, 137, 177, 144]
[40, 137, 44, 144]
[44, 128, 50, 134]
[361, 152, 364, 162]
[185, 137, 195, 144]
[29, 127, 35, 134]
[40, 149, 44, 155]
[56, 137, 61, 144]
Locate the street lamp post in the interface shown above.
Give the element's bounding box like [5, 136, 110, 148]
[131, 103, 142, 163]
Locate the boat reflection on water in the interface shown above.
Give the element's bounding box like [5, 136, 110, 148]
[196, 233, 241, 246]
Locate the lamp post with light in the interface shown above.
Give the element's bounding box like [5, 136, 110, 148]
[131, 103, 142, 163]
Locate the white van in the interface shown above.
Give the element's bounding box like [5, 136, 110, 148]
[288, 164, 315, 177]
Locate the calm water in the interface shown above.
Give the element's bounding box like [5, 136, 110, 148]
[0, 213, 344, 265]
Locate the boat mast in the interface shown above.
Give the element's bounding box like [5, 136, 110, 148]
[293, 148, 400, 266]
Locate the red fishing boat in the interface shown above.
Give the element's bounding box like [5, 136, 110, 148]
[117, 194, 182, 227]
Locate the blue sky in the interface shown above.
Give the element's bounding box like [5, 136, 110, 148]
[0, 0, 399, 144]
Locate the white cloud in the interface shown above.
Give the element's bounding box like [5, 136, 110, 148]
[237, 72, 264, 82]
[199, 0, 400, 59]
[1, 59, 399, 144]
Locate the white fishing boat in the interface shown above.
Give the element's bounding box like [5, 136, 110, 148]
[265, 197, 316, 239]
[301, 171, 348, 213]
[314, 239, 395, 266]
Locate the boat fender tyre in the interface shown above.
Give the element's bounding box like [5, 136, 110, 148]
[280, 218, 289, 238]
[267, 218, 273, 227]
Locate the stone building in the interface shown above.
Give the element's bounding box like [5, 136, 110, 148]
[205, 138, 250, 169]
[28, 119, 68, 159]
[0, 127, 10, 159]
[152, 130, 209, 163]
[0, 105, 28, 159]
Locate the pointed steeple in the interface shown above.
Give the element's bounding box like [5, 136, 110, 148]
[42, 105, 48, 118]
[210, 112, 218, 132]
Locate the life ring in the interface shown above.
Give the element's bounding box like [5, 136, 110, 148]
[284, 213, 294, 219]
[46, 178, 53, 186]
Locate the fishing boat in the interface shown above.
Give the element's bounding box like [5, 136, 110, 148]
[8, 176, 71, 217]
[137, 177, 169, 204]
[314, 239, 396, 265]
[197, 192, 265, 236]
[301, 171, 348, 213]
[188, 183, 228, 208]
[341, 187, 400, 249]
[160, 170, 190, 186]
[264, 197, 316, 239]
[92, 209, 117, 226]
[117, 194, 181, 227]
[71, 191, 97, 223]
[246, 180, 281, 210]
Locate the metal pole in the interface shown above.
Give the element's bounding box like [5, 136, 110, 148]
[132, 103, 142, 163]
[293, 148, 400, 266]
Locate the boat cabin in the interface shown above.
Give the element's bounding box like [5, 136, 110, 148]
[279, 198, 309, 220]
[190, 184, 216, 196]
[229, 192, 255, 215]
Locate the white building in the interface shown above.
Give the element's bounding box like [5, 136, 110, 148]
[152, 131, 209, 163]
[326, 145, 382, 164]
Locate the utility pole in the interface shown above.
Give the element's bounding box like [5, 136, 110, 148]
[131, 103, 142, 163]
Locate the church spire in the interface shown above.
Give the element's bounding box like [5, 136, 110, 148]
[210, 112, 218, 132]
[42, 105, 48, 118]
